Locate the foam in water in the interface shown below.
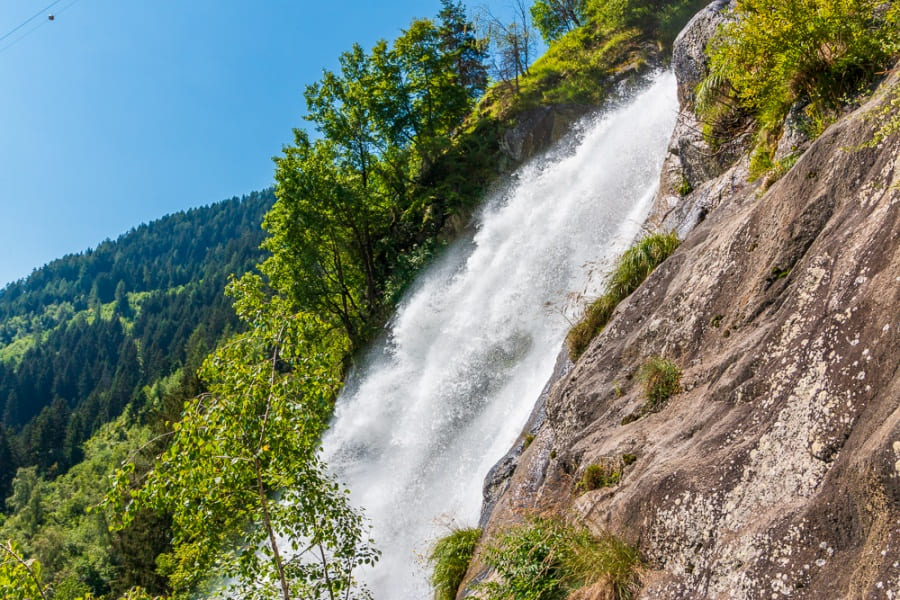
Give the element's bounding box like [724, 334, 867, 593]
[321, 72, 677, 598]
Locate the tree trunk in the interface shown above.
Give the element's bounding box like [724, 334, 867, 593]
[255, 459, 291, 600]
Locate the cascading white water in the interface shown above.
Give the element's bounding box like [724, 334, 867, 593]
[322, 72, 677, 598]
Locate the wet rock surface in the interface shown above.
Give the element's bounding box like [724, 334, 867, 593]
[468, 51, 900, 600]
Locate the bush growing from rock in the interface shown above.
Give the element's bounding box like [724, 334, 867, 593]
[638, 356, 682, 411]
[429, 527, 481, 600]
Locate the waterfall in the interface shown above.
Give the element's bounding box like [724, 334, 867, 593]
[321, 72, 677, 598]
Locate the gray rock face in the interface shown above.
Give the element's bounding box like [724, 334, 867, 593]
[468, 66, 900, 599]
[499, 105, 594, 164]
[773, 101, 814, 163]
[650, 0, 751, 233]
[497, 51, 663, 167]
[658, 155, 753, 238]
[671, 0, 731, 107]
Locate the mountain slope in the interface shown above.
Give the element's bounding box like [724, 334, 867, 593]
[0, 190, 274, 498]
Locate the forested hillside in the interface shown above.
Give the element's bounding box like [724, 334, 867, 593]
[0, 190, 273, 499]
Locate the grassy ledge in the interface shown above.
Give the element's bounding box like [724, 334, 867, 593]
[567, 232, 680, 360]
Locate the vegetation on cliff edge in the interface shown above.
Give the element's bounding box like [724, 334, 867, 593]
[697, 0, 900, 178]
[477, 516, 641, 600]
[430, 527, 482, 600]
[567, 232, 680, 360]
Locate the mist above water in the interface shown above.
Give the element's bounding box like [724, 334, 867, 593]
[321, 72, 677, 598]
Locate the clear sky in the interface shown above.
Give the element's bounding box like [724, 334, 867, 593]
[0, 0, 514, 288]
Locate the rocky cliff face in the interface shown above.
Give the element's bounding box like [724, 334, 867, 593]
[467, 4, 900, 597]
[649, 0, 756, 237]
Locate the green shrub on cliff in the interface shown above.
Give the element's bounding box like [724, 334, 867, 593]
[430, 527, 482, 600]
[862, 86, 900, 149]
[578, 461, 622, 492]
[478, 516, 641, 600]
[698, 0, 900, 161]
[567, 232, 680, 359]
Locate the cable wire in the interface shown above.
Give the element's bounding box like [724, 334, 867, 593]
[0, 0, 66, 45]
[0, 0, 82, 56]
[0, 18, 45, 55]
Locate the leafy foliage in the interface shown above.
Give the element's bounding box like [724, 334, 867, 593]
[477, 517, 641, 600]
[267, 5, 488, 354]
[0, 416, 168, 599]
[699, 0, 900, 164]
[0, 539, 49, 600]
[429, 527, 482, 600]
[108, 275, 377, 599]
[531, 0, 584, 43]
[567, 232, 680, 359]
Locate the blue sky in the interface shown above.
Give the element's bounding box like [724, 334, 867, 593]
[0, 0, 515, 288]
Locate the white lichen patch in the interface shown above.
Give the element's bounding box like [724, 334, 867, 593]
[648, 488, 725, 576]
[647, 492, 830, 599]
[893, 442, 900, 476]
[776, 257, 831, 351]
[723, 359, 832, 530]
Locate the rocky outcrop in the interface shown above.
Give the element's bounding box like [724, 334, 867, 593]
[671, 0, 729, 107]
[499, 105, 595, 164]
[649, 0, 755, 235]
[468, 38, 900, 600]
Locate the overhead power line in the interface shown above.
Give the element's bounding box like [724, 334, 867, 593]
[0, 0, 83, 56]
[0, 0, 65, 45]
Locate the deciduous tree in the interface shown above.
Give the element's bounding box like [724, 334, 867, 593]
[267, 133, 385, 351]
[108, 275, 377, 600]
[478, 0, 535, 93]
[0, 539, 48, 600]
[530, 0, 584, 43]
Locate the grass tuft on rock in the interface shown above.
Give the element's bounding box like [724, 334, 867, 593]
[638, 356, 682, 411]
[478, 516, 641, 600]
[578, 461, 622, 492]
[429, 527, 482, 600]
[567, 232, 680, 360]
